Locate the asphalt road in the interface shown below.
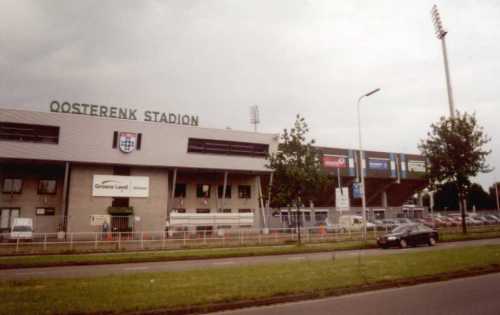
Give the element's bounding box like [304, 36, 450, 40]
[208, 272, 500, 315]
[1, 238, 499, 280]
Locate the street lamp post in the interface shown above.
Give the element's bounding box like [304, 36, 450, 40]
[357, 88, 380, 241]
[431, 4, 456, 118]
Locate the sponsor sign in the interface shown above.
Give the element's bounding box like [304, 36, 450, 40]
[408, 160, 426, 173]
[335, 187, 350, 211]
[323, 155, 347, 168]
[118, 132, 137, 153]
[368, 159, 389, 170]
[353, 182, 363, 199]
[92, 175, 149, 197]
[90, 214, 111, 226]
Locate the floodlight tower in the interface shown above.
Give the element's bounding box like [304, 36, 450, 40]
[431, 4, 456, 118]
[250, 105, 260, 132]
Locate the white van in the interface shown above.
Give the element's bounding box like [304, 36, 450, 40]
[9, 218, 33, 241]
[338, 215, 375, 232]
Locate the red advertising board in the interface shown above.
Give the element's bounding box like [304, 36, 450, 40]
[323, 155, 347, 168]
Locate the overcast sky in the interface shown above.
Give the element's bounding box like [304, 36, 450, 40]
[1, 1, 498, 189]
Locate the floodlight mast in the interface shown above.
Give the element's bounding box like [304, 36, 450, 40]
[431, 4, 455, 118]
[250, 105, 260, 132]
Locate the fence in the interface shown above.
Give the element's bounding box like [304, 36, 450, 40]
[1, 223, 499, 255]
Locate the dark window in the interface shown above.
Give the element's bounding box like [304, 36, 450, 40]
[0, 208, 20, 230]
[196, 184, 211, 198]
[38, 179, 57, 195]
[0, 122, 59, 144]
[113, 166, 130, 176]
[187, 138, 269, 157]
[314, 211, 328, 222]
[222, 208, 232, 213]
[238, 185, 251, 199]
[36, 207, 56, 216]
[112, 197, 129, 207]
[196, 208, 210, 213]
[2, 178, 22, 194]
[173, 208, 186, 213]
[217, 185, 231, 198]
[174, 183, 186, 198]
[238, 209, 252, 213]
[304, 212, 311, 222]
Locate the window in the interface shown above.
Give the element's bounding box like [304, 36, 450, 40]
[38, 179, 57, 194]
[2, 178, 22, 193]
[314, 211, 328, 222]
[173, 208, 186, 213]
[174, 183, 186, 198]
[0, 208, 19, 230]
[0, 122, 59, 144]
[36, 207, 55, 216]
[196, 184, 211, 198]
[187, 138, 269, 157]
[217, 185, 231, 198]
[196, 209, 210, 213]
[113, 166, 130, 176]
[222, 208, 232, 213]
[238, 209, 252, 213]
[238, 185, 251, 199]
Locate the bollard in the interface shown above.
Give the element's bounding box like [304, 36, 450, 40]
[141, 232, 144, 250]
[162, 231, 166, 250]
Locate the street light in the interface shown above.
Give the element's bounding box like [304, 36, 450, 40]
[357, 88, 380, 241]
[431, 4, 456, 118]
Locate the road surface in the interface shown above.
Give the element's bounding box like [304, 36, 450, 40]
[208, 272, 500, 315]
[1, 238, 499, 280]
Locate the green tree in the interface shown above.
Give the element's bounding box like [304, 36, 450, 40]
[267, 115, 329, 243]
[419, 111, 491, 233]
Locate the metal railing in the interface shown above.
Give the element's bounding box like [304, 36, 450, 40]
[1, 223, 500, 255]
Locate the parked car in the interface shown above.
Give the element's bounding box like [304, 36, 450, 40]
[377, 224, 439, 249]
[338, 215, 376, 232]
[8, 218, 33, 242]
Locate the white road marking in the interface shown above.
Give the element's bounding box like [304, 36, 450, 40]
[122, 266, 149, 271]
[288, 256, 305, 261]
[212, 261, 235, 266]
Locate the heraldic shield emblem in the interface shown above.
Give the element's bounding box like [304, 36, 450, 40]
[118, 132, 137, 153]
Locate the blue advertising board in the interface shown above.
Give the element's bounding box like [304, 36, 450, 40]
[368, 159, 389, 170]
[352, 182, 363, 199]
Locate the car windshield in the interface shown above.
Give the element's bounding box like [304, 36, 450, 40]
[12, 226, 32, 232]
[391, 225, 412, 234]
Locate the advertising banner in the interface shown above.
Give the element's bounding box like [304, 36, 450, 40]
[323, 155, 347, 168]
[353, 182, 363, 199]
[408, 160, 426, 173]
[92, 175, 149, 197]
[368, 159, 389, 170]
[335, 187, 350, 211]
[90, 214, 111, 226]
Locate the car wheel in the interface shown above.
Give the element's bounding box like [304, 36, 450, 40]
[428, 237, 436, 246]
[399, 239, 408, 249]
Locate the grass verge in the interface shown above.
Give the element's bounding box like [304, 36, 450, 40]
[0, 241, 376, 269]
[1, 229, 500, 270]
[0, 244, 499, 315]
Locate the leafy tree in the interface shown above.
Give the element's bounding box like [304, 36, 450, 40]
[419, 111, 491, 233]
[267, 115, 329, 243]
[467, 183, 495, 210]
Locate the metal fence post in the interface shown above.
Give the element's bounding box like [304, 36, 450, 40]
[43, 233, 47, 251]
[183, 231, 187, 247]
[94, 232, 98, 250]
[258, 232, 262, 245]
[118, 232, 121, 250]
[141, 232, 144, 250]
[203, 230, 206, 245]
[15, 237, 19, 253]
[70, 232, 74, 251]
[162, 231, 166, 250]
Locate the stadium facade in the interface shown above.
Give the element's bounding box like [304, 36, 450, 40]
[0, 106, 427, 233]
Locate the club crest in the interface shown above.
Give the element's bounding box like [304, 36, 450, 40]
[118, 132, 137, 153]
